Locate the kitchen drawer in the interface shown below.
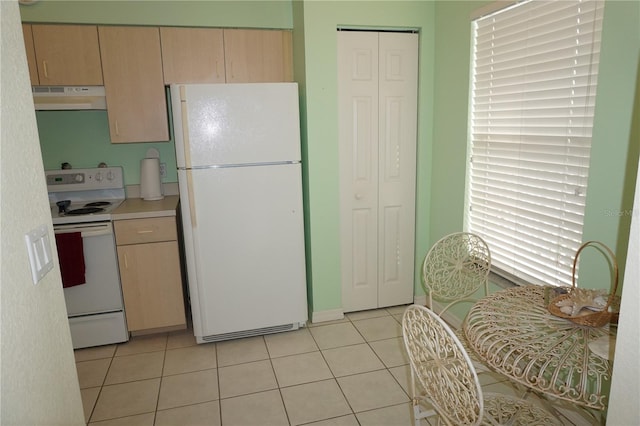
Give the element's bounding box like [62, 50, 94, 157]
[114, 217, 177, 245]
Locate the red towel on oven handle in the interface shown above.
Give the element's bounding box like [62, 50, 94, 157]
[55, 232, 86, 288]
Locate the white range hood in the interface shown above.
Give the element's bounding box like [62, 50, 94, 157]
[33, 86, 107, 110]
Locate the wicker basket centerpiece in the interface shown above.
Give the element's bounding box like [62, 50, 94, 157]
[547, 241, 620, 327]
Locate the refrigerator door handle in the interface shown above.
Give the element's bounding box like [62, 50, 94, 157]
[181, 161, 300, 170]
[180, 86, 193, 169]
[187, 170, 197, 227]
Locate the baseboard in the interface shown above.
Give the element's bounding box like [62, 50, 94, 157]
[413, 294, 427, 306]
[131, 323, 186, 337]
[309, 295, 463, 329]
[311, 308, 344, 324]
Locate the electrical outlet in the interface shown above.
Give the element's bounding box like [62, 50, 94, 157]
[160, 162, 167, 178]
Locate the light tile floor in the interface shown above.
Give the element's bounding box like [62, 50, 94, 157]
[76, 305, 601, 425]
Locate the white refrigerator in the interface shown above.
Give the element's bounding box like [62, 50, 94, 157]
[170, 83, 308, 343]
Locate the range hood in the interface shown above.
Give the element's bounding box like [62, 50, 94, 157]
[33, 86, 107, 110]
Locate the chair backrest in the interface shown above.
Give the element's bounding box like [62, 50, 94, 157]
[402, 304, 483, 426]
[421, 232, 491, 314]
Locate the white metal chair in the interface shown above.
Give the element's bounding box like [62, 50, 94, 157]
[401, 304, 562, 426]
[421, 232, 492, 373]
[422, 232, 491, 315]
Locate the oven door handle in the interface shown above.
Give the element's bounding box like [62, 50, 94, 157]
[54, 223, 113, 238]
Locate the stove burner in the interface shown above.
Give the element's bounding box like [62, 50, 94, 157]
[57, 200, 71, 214]
[84, 201, 112, 207]
[65, 207, 105, 215]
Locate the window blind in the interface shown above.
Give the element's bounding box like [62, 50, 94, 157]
[467, 0, 604, 287]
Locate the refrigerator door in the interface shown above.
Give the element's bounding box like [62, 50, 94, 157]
[178, 163, 308, 339]
[171, 83, 301, 168]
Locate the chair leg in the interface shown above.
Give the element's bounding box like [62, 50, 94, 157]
[410, 368, 420, 426]
[413, 399, 437, 426]
[413, 401, 421, 426]
[410, 367, 439, 425]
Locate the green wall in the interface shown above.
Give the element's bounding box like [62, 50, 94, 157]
[294, 1, 436, 315]
[581, 1, 640, 288]
[21, 0, 639, 319]
[22, 0, 293, 185]
[431, 1, 640, 294]
[291, 0, 312, 311]
[35, 110, 178, 185]
[19, 0, 292, 28]
[298, 0, 639, 316]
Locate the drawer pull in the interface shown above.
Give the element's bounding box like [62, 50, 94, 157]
[137, 229, 154, 234]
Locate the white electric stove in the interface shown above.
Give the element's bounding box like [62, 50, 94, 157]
[46, 167, 129, 349]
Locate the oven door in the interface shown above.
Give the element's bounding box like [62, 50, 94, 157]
[54, 221, 124, 316]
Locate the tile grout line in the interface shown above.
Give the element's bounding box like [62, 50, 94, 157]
[77, 307, 595, 426]
[152, 336, 169, 426]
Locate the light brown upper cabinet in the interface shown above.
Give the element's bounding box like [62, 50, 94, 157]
[29, 24, 103, 86]
[22, 24, 39, 86]
[160, 27, 225, 84]
[98, 26, 169, 143]
[223, 29, 293, 83]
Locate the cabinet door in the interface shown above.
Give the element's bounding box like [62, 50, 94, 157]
[31, 24, 103, 86]
[98, 26, 169, 143]
[118, 241, 185, 332]
[22, 24, 39, 86]
[223, 29, 293, 83]
[160, 27, 225, 84]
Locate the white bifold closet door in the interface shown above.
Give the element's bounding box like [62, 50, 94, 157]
[338, 30, 419, 312]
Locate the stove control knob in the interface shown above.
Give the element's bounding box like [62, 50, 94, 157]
[106, 171, 115, 181]
[75, 174, 83, 183]
[95, 172, 103, 182]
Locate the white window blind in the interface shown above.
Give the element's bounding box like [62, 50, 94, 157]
[467, 0, 604, 287]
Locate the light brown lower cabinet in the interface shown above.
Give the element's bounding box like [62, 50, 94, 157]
[114, 217, 186, 333]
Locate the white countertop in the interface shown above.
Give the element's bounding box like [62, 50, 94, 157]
[112, 195, 179, 220]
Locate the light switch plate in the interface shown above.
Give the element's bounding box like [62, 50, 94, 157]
[25, 224, 54, 284]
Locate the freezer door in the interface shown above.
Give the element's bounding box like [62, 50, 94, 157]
[171, 83, 301, 168]
[178, 164, 308, 338]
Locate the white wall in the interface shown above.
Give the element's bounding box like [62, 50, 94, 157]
[0, 1, 85, 424]
[607, 164, 640, 424]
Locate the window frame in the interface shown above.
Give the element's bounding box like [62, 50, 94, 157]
[465, 0, 605, 287]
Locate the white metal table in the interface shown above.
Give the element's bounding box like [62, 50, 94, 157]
[463, 285, 613, 411]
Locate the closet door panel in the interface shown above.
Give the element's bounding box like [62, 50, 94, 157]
[339, 30, 418, 312]
[377, 32, 419, 308]
[338, 31, 379, 312]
